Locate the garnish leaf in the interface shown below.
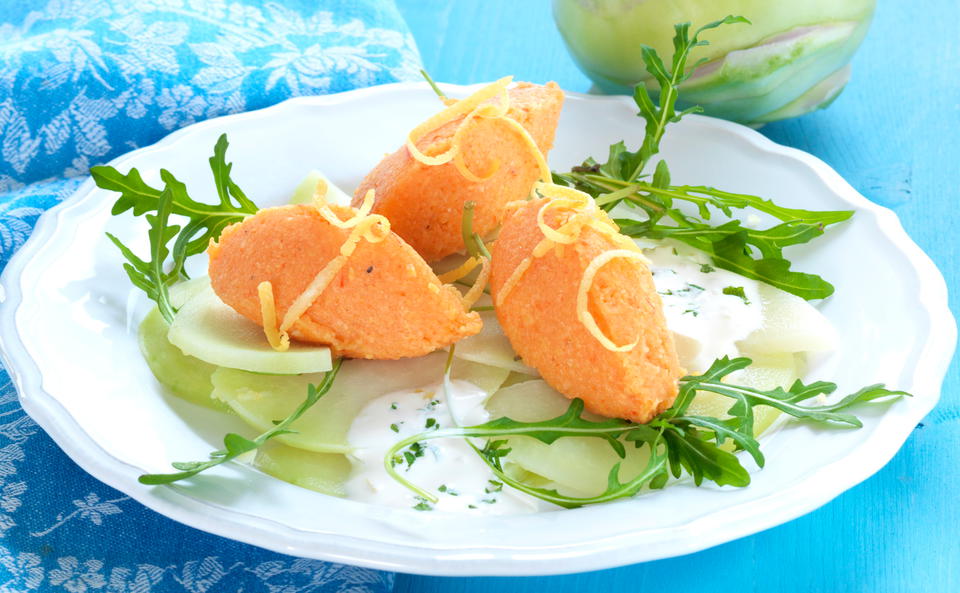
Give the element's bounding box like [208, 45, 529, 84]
[105, 184, 179, 322]
[96, 134, 259, 321]
[384, 356, 908, 507]
[555, 16, 852, 300]
[139, 359, 342, 485]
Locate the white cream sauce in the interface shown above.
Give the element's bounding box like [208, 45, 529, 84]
[344, 380, 544, 514]
[346, 243, 767, 511]
[645, 245, 764, 374]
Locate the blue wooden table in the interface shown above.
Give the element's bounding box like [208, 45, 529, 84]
[394, 1, 960, 591]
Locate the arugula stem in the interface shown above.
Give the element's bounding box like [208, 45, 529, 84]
[382, 356, 907, 507]
[420, 69, 448, 101]
[140, 359, 343, 485]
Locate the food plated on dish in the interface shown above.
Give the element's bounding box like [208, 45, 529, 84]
[0, 18, 951, 575]
[96, 19, 905, 514]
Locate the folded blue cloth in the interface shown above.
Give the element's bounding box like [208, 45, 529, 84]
[0, 1, 423, 590]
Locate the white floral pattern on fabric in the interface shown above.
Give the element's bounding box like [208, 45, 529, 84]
[0, 0, 421, 184]
[0, 0, 419, 590]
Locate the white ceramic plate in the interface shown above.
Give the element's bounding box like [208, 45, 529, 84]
[0, 83, 954, 576]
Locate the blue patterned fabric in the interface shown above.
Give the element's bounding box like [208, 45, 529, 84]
[0, 1, 423, 590]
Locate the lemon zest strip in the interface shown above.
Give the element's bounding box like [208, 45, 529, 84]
[576, 249, 648, 352]
[461, 256, 491, 311]
[437, 256, 480, 284]
[257, 281, 290, 352]
[406, 76, 513, 167]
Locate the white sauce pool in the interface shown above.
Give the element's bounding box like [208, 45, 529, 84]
[645, 246, 764, 373]
[345, 380, 544, 514]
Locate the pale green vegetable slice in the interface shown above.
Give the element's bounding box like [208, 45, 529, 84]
[212, 352, 508, 453]
[253, 441, 352, 497]
[738, 283, 838, 355]
[169, 276, 209, 308]
[686, 351, 798, 437]
[138, 307, 225, 411]
[168, 279, 332, 374]
[454, 311, 538, 375]
[289, 170, 353, 206]
[450, 358, 511, 396]
[483, 352, 798, 495]
[485, 380, 650, 497]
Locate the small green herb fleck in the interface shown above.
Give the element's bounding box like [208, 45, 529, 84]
[438, 484, 459, 496]
[700, 264, 716, 273]
[425, 418, 438, 430]
[390, 423, 400, 433]
[723, 285, 750, 304]
[485, 479, 503, 494]
[390, 402, 398, 410]
[412, 496, 434, 511]
[682, 308, 699, 317]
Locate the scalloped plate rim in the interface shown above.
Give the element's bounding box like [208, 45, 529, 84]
[0, 81, 954, 576]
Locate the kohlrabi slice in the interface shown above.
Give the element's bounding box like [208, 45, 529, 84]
[169, 276, 210, 309]
[253, 441, 352, 497]
[483, 351, 798, 495]
[138, 307, 225, 411]
[484, 380, 651, 497]
[212, 353, 509, 453]
[167, 279, 332, 375]
[685, 351, 798, 437]
[738, 283, 838, 355]
[288, 170, 353, 207]
[453, 311, 538, 375]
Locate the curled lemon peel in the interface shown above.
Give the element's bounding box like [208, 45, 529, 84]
[313, 181, 374, 229]
[499, 116, 551, 184]
[257, 281, 290, 352]
[437, 256, 480, 284]
[496, 187, 598, 306]
[406, 76, 512, 167]
[576, 249, 649, 352]
[256, 191, 392, 351]
[279, 213, 390, 337]
[408, 77, 552, 189]
[495, 187, 650, 353]
[461, 256, 491, 311]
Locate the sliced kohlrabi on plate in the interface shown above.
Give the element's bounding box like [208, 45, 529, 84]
[684, 351, 799, 437]
[484, 380, 651, 498]
[253, 441, 352, 497]
[453, 311, 538, 375]
[167, 279, 332, 375]
[212, 353, 510, 453]
[169, 276, 210, 309]
[139, 307, 225, 411]
[483, 350, 799, 496]
[288, 170, 353, 206]
[737, 283, 838, 355]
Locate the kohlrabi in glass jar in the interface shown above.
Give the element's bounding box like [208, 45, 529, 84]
[553, 0, 876, 125]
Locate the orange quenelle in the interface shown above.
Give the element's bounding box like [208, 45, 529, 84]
[208, 204, 481, 359]
[354, 82, 564, 262]
[490, 198, 682, 423]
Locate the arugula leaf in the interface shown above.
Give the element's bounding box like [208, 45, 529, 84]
[384, 356, 908, 508]
[105, 185, 179, 323]
[629, 16, 751, 181]
[95, 134, 259, 320]
[139, 359, 343, 485]
[555, 16, 853, 300]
